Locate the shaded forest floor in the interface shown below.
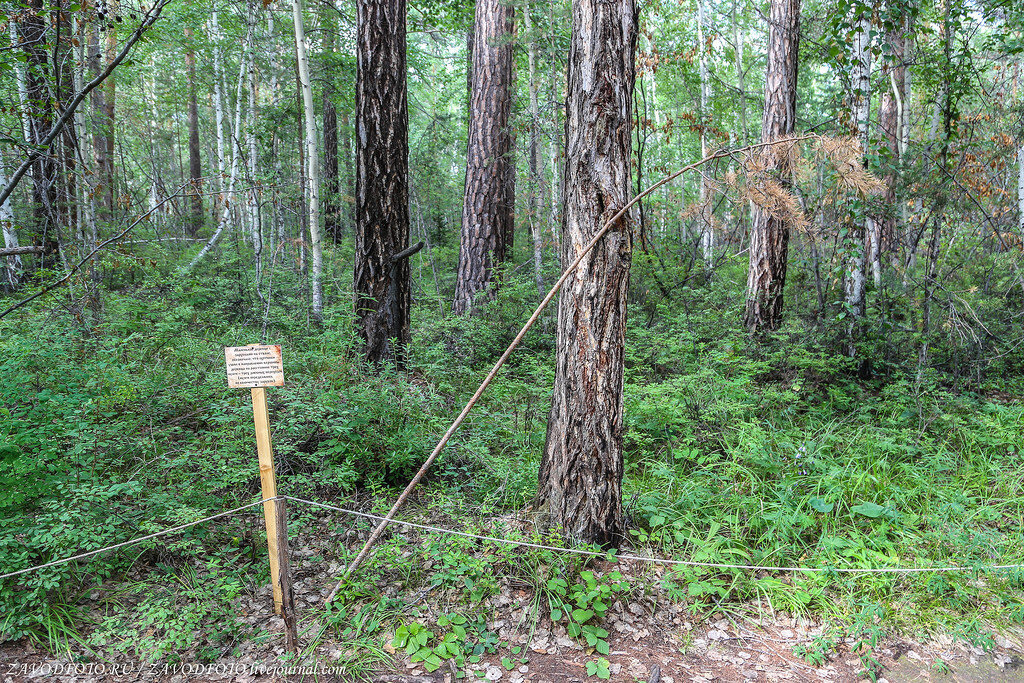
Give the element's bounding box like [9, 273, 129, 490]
[3, 502, 1024, 682]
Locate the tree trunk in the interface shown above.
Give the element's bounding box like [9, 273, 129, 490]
[453, 0, 516, 314]
[696, 0, 714, 268]
[354, 0, 411, 366]
[743, 0, 800, 333]
[184, 25, 203, 237]
[322, 5, 341, 242]
[844, 12, 871, 358]
[293, 0, 324, 323]
[21, 0, 57, 256]
[0, 162, 22, 290]
[1018, 144, 1024, 238]
[535, 0, 637, 548]
[103, 26, 117, 216]
[211, 12, 227, 197]
[878, 21, 905, 276]
[525, 0, 544, 297]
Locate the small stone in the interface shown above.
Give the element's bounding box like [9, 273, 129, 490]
[485, 665, 503, 680]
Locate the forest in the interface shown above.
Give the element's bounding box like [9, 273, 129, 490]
[1, 0, 1023, 679]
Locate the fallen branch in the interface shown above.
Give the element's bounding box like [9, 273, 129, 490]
[0, 246, 43, 257]
[325, 134, 818, 601]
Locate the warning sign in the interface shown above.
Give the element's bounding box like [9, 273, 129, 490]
[225, 344, 284, 388]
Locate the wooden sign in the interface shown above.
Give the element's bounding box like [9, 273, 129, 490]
[225, 344, 284, 388]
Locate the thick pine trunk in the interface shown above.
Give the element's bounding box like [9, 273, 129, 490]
[354, 0, 412, 366]
[743, 0, 800, 333]
[453, 0, 516, 314]
[535, 0, 637, 548]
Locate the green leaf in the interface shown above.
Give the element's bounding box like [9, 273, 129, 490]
[571, 608, 594, 623]
[809, 498, 834, 513]
[851, 502, 885, 518]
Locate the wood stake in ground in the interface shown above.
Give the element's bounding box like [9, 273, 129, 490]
[274, 498, 299, 653]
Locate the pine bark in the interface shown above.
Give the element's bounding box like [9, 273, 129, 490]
[535, 0, 637, 548]
[354, 0, 412, 366]
[322, 6, 341, 242]
[743, 0, 800, 333]
[21, 0, 57, 253]
[453, 0, 516, 314]
[525, 0, 544, 297]
[184, 25, 203, 237]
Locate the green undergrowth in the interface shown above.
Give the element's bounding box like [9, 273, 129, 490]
[1, 260, 1022, 673]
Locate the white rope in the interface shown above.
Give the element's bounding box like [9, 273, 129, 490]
[285, 496, 1024, 575]
[4, 493, 1021, 582]
[0, 498, 276, 581]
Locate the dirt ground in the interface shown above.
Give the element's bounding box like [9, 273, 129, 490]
[4, 587, 1023, 683]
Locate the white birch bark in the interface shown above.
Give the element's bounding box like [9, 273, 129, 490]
[292, 0, 323, 323]
[0, 162, 22, 289]
[249, 41, 262, 282]
[11, 25, 32, 145]
[697, 0, 714, 267]
[210, 12, 227, 191]
[1018, 145, 1024, 237]
[183, 42, 253, 273]
[845, 13, 871, 326]
[148, 73, 160, 214]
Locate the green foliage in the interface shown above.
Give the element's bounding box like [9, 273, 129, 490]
[87, 559, 257, 663]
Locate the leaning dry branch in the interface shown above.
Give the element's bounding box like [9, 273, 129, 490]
[326, 135, 818, 600]
[0, 0, 169, 208]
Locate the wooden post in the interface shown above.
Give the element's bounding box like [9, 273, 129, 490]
[275, 497, 299, 653]
[251, 386, 283, 615]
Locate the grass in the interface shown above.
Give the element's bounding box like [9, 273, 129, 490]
[0, 256, 1022, 671]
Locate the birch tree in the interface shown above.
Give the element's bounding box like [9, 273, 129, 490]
[292, 0, 324, 323]
[844, 7, 872, 357]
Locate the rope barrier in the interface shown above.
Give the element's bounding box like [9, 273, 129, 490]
[3, 493, 1023, 584]
[284, 496, 1024, 576]
[0, 498, 276, 581]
